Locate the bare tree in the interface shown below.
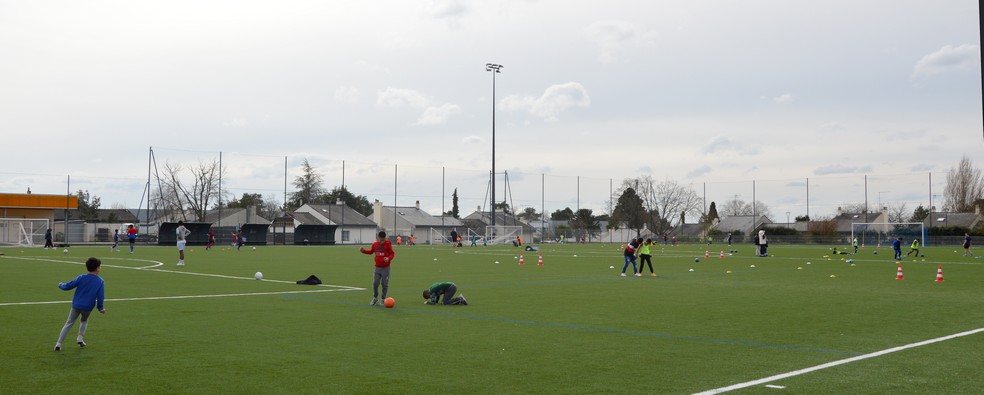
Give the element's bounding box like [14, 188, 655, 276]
[721, 199, 747, 216]
[838, 202, 868, 214]
[943, 156, 984, 212]
[621, 176, 703, 235]
[157, 160, 223, 222]
[261, 193, 283, 219]
[886, 202, 911, 223]
[720, 198, 772, 218]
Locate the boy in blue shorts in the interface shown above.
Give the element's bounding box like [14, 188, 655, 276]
[55, 257, 106, 351]
[621, 237, 641, 277]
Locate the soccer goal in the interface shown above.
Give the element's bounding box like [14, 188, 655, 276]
[485, 225, 523, 246]
[851, 222, 925, 248]
[0, 218, 51, 247]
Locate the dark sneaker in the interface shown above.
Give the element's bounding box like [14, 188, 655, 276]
[369, 298, 378, 307]
[54, 345, 61, 351]
[78, 341, 86, 348]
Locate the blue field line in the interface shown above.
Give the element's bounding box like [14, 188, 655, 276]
[281, 293, 861, 356]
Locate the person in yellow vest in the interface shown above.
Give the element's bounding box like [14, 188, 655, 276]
[906, 239, 920, 257]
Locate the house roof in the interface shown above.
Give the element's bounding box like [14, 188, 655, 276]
[379, 205, 463, 227]
[833, 211, 886, 232]
[305, 204, 376, 226]
[201, 208, 271, 225]
[675, 223, 705, 236]
[462, 211, 536, 230]
[712, 215, 774, 234]
[291, 212, 326, 226]
[924, 212, 981, 229]
[56, 208, 139, 222]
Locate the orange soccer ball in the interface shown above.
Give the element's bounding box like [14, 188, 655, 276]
[383, 297, 395, 308]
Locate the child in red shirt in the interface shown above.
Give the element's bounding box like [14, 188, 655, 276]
[360, 231, 395, 307]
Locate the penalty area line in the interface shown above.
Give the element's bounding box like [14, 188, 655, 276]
[693, 327, 984, 395]
[0, 288, 364, 307]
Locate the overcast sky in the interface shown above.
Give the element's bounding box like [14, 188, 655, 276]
[1, 0, 981, 219]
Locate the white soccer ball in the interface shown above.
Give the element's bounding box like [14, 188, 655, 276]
[63, 249, 68, 254]
[251, 246, 256, 251]
[254, 272, 263, 280]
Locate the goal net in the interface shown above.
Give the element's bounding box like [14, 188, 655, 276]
[851, 222, 925, 248]
[485, 225, 523, 246]
[0, 218, 51, 247]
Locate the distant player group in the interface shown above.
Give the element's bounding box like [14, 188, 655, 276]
[110, 222, 249, 266]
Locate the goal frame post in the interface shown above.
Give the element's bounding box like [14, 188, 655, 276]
[851, 222, 926, 248]
[0, 218, 51, 247]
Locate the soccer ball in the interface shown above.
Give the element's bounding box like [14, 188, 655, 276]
[63, 249, 68, 254]
[254, 272, 263, 280]
[694, 258, 700, 263]
[873, 251, 878, 254]
[920, 253, 925, 257]
[252, 246, 256, 251]
[384, 297, 395, 308]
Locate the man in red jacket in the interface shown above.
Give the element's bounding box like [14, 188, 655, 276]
[360, 231, 396, 307]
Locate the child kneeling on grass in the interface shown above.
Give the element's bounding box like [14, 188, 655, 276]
[423, 282, 467, 305]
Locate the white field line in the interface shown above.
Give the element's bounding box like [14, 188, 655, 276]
[0, 289, 359, 307]
[693, 327, 984, 395]
[1, 255, 364, 295]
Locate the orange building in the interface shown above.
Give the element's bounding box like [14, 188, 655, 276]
[0, 193, 78, 246]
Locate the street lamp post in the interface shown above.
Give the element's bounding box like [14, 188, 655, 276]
[486, 63, 503, 227]
[786, 212, 790, 228]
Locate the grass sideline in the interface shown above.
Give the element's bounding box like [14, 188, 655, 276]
[1, 242, 982, 394]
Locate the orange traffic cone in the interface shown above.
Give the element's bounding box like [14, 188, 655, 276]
[537, 252, 543, 266]
[719, 250, 725, 259]
[935, 265, 944, 282]
[518, 254, 525, 265]
[705, 250, 710, 258]
[896, 263, 904, 280]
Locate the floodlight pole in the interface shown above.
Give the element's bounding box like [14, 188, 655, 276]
[486, 63, 503, 227]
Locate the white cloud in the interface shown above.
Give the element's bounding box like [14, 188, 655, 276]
[416, 104, 461, 125]
[702, 135, 760, 155]
[430, 0, 469, 19]
[910, 163, 935, 172]
[585, 20, 657, 63]
[376, 87, 429, 108]
[499, 82, 590, 121]
[222, 117, 248, 128]
[334, 86, 360, 103]
[377, 87, 460, 124]
[773, 94, 794, 104]
[687, 165, 712, 178]
[820, 121, 845, 131]
[462, 135, 483, 144]
[814, 164, 873, 175]
[912, 44, 981, 77]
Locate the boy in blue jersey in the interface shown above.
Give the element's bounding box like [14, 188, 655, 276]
[892, 237, 903, 260]
[111, 229, 120, 252]
[54, 257, 106, 351]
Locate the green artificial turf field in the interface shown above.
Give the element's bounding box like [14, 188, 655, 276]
[1, 242, 982, 394]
